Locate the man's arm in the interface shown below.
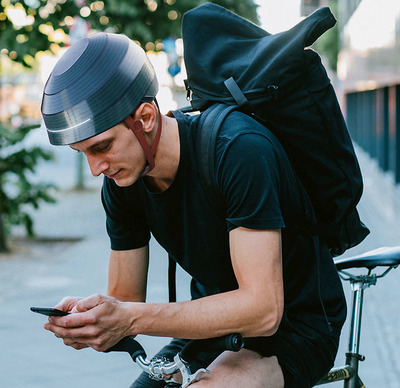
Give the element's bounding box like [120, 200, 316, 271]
[107, 246, 149, 302]
[45, 228, 284, 351]
[129, 227, 284, 339]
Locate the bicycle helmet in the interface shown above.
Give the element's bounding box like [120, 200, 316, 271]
[41, 32, 159, 146]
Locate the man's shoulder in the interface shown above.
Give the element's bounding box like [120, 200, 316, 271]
[219, 110, 272, 139]
[216, 110, 281, 156]
[172, 108, 200, 129]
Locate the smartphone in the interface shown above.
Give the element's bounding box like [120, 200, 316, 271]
[30, 307, 70, 317]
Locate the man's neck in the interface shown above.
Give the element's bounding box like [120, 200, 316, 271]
[143, 115, 180, 192]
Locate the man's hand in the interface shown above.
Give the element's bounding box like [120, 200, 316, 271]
[44, 294, 133, 352]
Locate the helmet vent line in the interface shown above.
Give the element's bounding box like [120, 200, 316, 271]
[46, 118, 92, 133]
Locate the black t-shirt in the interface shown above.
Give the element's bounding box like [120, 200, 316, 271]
[101, 110, 346, 336]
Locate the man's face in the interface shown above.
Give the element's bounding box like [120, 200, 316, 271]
[70, 122, 146, 187]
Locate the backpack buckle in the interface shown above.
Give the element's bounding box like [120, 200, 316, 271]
[267, 85, 279, 101]
[184, 79, 192, 101]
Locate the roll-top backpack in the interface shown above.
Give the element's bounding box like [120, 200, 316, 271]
[181, 3, 369, 257]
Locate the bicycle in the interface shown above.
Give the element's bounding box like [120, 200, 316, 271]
[316, 246, 400, 387]
[107, 246, 400, 388]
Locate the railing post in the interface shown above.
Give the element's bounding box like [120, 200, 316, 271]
[396, 85, 400, 184]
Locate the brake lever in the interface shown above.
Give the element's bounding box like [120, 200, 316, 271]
[173, 353, 209, 388]
[106, 334, 244, 387]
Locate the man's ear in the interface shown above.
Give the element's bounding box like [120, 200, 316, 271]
[133, 103, 157, 133]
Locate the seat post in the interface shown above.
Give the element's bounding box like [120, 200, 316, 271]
[348, 282, 365, 355]
[344, 276, 376, 388]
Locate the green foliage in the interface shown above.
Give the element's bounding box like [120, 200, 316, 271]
[86, 0, 259, 45]
[1, 0, 259, 67]
[314, 0, 339, 72]
[0, 122, 56, 252]
[0, 0, 82, 67]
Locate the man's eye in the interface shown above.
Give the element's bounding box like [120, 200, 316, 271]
[96, 143, 110, 152]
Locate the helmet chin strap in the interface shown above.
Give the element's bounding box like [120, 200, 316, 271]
[124, 100, 163, 176]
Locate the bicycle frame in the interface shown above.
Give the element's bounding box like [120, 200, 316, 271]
[316, 264, 397, 387]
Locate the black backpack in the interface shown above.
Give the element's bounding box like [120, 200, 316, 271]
[181, 3, 369, 257]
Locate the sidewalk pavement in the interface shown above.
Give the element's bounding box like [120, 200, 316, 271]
[1, 129, 400, 386]
[0, 181, 191, 387]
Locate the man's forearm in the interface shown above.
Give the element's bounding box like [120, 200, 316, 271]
[125, 287, 282, 340]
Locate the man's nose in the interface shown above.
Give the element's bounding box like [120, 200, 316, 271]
[86, 154, 109, 177]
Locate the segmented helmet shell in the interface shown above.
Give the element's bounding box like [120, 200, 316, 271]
[41, 33, 158, 145]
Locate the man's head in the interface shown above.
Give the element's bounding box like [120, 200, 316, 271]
[41, 32, 158, 146]
[69, 101, 161, 187]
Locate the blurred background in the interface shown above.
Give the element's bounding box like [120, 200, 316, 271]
[2, 0, 399, 209]
[1, 0, 400, 387]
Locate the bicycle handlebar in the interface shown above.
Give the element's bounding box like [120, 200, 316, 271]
[105, 333, 244, 387]
[105, 336, 147, 361]
[179, 333, 244, 363]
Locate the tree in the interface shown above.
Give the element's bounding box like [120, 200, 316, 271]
[0, 122, 56, 252]
[0, 0, 260, 67]
[313, 0, 339, 72]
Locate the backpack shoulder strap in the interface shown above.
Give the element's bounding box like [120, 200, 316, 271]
[196, 104, 237, 215]
[168, 104, 235, 303]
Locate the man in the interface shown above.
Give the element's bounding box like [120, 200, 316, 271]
[41, 32, 346, 387]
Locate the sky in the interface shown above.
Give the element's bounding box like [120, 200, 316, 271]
[255, 0, 302, 33]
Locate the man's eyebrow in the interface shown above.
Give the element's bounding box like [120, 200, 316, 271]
[70, 138, 112, 152]
[89, 139, 112, 149]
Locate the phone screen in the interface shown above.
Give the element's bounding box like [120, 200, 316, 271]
[30, 307, 70, 317]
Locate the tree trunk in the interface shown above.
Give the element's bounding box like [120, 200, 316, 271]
[0, 215, 8, 253]
[0, 178, 8, 253]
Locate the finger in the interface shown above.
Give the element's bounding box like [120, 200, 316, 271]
[44, 320, 97, 339]
[73, 294, 103, 313]
[50, 323, 117, 353]
[48, 308, 97, 328]
[71, 343, 89, 350]
[61, 331, 109, 352]
[62, 337, 89, 349]
[55, 296, 83, 312]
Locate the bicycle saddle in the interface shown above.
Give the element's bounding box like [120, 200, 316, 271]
[334, 246, 400, 270]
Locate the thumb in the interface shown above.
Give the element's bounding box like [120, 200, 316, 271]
[55, 296, 83, 312]
[72, 294, 103, 313]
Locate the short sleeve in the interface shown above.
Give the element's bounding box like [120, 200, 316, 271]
[101, 177, 150, 250]
[217, 132, 285, 232]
